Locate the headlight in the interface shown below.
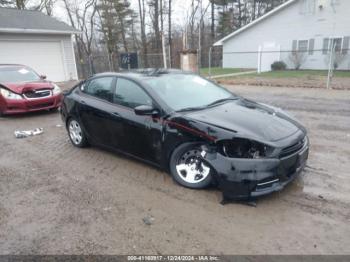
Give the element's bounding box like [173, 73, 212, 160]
[52, 84, 61, 95]
[0, 87, 22, 100]
[218, 138, 273, 159]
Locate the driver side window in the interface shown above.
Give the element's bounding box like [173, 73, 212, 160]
[83, 77, 114, 102]
[114, 78, 152, 108]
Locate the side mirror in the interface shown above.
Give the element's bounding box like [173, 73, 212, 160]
[134, 105, 159, 116]
[40, 75, 47, 80]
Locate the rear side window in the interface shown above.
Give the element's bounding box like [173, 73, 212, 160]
[83, 77, 114, 102]
[114, 78, 152, 109]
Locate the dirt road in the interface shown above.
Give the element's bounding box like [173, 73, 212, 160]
[0, 85, 349, 255]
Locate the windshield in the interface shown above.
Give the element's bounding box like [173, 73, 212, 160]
[0, 67, 40, 83]
[145, 74, 234, 111]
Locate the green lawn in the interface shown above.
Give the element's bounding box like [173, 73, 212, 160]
[200, 67, 252, 76]
[228, 70, 350, 78]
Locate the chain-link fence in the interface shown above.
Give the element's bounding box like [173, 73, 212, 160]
[76, 55, 112, 79]
[203, 44, 350, 90]
[76, 42, 350, 90]
[76, 51, 176, 79]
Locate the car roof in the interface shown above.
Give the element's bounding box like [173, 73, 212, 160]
[0, 64, 29, 69]
[92, 68, 194, 80]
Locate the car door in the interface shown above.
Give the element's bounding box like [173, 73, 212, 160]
[78, 76, 123, 147]
[112, 77, 163, 164]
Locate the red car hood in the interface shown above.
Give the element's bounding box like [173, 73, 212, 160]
[1, 81, 54, 94]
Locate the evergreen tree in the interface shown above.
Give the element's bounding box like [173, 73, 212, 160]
[97, 0, 133, 69]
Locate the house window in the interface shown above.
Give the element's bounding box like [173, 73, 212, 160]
[298, 40, 309, 52]
[333, 38, 343, 52]
[308, 39, 315, 55]
[292, 39, 313, 54]
[323, 38, 329, 54]
[323, 37, 347, 54]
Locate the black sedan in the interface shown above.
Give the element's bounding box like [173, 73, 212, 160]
[60, 69, 309, 200]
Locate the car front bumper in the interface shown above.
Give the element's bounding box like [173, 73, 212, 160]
[206, 139, 309, 200]
[0, 94, 62, 115]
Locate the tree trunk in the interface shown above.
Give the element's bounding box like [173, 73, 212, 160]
[252, 0, 256, 21]
[138, 0, 148, 67]
[238, 0, 242, 28]
[154, 0, 161, 52]
[168, 0, 172, 67]
[119, 17, 129, 52]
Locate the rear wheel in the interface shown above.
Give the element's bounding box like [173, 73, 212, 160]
[67, 118, 88, 148]
[170, 143, 214, 189]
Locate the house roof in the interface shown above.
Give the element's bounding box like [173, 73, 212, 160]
[0, 7, 80, 35]
[214, 0, 297, 46]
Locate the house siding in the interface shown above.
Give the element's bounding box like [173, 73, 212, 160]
[222, 0, 350, 70]
[0, 33, 78, 80]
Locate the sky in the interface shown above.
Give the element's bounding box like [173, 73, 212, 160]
[54, 0, 211, 29]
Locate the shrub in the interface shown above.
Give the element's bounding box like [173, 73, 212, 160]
[288, 52, 306, 70]
[271, 61, 287, 71]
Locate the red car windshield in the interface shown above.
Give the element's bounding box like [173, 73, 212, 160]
[0, 67, 40, 83]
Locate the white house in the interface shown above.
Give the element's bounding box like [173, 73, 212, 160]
[214, 0, 350, 72]
[0, 8, 79, 81]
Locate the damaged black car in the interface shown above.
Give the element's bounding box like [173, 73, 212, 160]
[60, 69, 309, 200]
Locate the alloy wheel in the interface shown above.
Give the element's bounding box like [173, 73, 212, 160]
[69, 120, 83, 145]
[175, 149, 211, 184]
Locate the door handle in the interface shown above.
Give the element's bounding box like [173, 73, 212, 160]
[80, 100, 86, 105]
[111, 112, 121, 118]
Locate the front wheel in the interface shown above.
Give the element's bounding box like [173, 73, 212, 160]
[67, 118, 88, 148]
[170, 143, 214, 189]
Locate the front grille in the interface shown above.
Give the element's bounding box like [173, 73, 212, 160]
[28, 102, 54, 109]
[280, 137, 306, 158]
[24, 89, 51, 99]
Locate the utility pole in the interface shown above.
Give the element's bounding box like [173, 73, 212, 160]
[160, 0, 167, 69]
[327, 39, 336, 89]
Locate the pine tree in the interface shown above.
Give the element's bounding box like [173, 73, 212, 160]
[97, 0, 133, 69]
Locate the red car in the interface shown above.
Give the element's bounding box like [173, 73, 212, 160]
[0, 64, 62, 116]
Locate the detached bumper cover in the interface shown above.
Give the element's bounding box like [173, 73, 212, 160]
[0, 94, 62, 114]
[206, 141, 309, 200]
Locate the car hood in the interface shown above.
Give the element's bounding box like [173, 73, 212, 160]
[183, 99, 300, 142]
[1, 81, 54, 94]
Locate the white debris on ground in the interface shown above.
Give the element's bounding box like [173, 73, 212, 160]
[14, 128, 44, 138]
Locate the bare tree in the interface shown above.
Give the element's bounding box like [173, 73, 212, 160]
[210, 0, 215, 40]
[149, 0, 161, 52]
[0, 0, 55, 15]
[63, 0, 98, 74]
[289, 51, 307, 70]
[138, 0, 148, 67]
[186, 0, 200, 49]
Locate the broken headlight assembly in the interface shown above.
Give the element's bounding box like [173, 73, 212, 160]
[0, 87, 23, 100]
[217, 138, 274, 159]
[52, 84, 62, 95]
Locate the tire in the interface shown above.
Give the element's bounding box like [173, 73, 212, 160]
[169, 143, 214, 189]
[67, 118, 88, 148]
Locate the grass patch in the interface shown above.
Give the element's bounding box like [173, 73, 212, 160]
[200, 67, 252, 76]
[223, 70, 350, 78]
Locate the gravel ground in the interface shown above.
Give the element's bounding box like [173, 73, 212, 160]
[219, 76, 350, 90]
[0, 84, 349, 255]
